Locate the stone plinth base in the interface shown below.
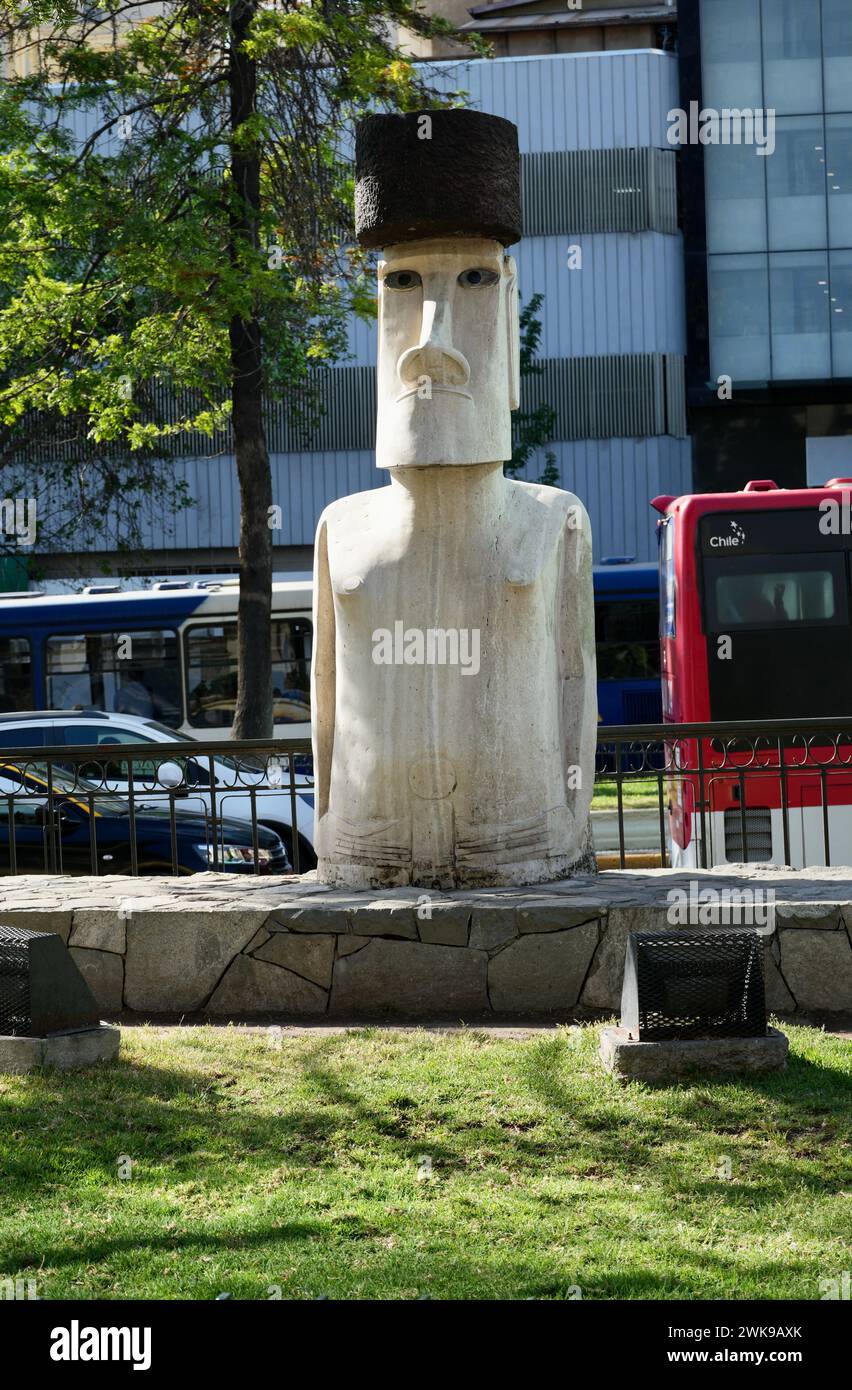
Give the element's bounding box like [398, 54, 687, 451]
[0, 1025, 120, 1074]
[599, 1025, 789, 1083]
[0, 867, 851, 1019]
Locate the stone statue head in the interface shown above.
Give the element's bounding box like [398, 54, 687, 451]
[355, 110, 522, 469]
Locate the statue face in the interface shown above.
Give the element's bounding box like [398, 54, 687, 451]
[375, 236, 520, 469]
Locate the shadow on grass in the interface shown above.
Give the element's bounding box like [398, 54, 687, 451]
[0, 1027, 848, 1290]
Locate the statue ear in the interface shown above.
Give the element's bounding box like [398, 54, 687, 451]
[376, 258, 386, 382]
[505, 255, 520, 411]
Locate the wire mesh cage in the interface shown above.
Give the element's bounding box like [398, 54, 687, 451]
[620, 930, 767, 1041]
[0, 924, 100, 1037]
[0, 925, 32, 1036]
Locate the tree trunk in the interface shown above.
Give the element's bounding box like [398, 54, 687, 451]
[229, 0, 273, 740]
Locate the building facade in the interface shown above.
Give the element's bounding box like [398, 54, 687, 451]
[679, 0, 852, 491]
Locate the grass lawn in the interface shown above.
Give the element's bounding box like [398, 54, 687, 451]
[592, 777, 663, 810]
[1, 1023, 849, 1301]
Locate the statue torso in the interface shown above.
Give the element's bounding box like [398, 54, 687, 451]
[315, 471, 586, 887]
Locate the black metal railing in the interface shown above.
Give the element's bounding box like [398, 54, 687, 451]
[0, 718, 851, 878]
[0, 737, 314, 878]
[595, 717, 852, 870]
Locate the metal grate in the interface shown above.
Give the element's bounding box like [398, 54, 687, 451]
[724, 808, 773, 863]
[0, 925, 48, 1036]
[621, 930, 767, 1041]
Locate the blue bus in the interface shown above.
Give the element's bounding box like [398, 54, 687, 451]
[593, 561, 662, 726]
[0, 577, 314, 743]
[0, 564, 661, 738]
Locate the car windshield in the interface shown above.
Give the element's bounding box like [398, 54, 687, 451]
[139, 718, 247, 774]
[0, 760, 130, 817]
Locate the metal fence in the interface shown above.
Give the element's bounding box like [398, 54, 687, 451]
[595, 717, 852, 871]
[0, 737, 313, 878]
[1, 718, 851, 877]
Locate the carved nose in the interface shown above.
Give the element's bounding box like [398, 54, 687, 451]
[397, 343, 470, 389]
[397, 295, 471, 390]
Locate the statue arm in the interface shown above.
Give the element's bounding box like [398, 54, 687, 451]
[311, 515, 336, 820]
[558, 501, 597, 832]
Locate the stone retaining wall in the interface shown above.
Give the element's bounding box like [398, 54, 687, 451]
[1, 867, 851, 1019]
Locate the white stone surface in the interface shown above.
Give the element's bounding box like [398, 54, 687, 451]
[374, 238, 519, 471]
[312, 234, 597, 890]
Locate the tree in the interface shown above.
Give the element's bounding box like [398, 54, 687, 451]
[506, 291, 559, 487]
[0, 1, 479, 734]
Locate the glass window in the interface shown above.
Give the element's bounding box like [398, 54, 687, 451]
[823, 0, 852, 113]
[0, 637, 32, 712]
[770, 251, 832, 378]
[0, 723, 45, 748]
[767, 118, 828, 251]
[594, 600, 660, 681]
[708, 254, 771, 382]
[185, 618, 312, 728]
[659, 518, 676, 638]
[45, 630, 181, 727]
[762, 0, 823, 115]
[705, 143, 767, 254]
[56, 724, 185, 783]
[701, 0, 763, 112]
[706, 556, 845, 630]
[830, 249, 852, 376]
[826, 116, 852, 249]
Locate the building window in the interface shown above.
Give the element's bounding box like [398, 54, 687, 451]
[701, 0, 852, 384]
[767, 118, 828, 251]
[770, 252, 832, 379]
[830, 249, 852, 376]
[701, 0, 762, 111]
[709, 254, 771, 382]
[826, 115, 852, 248]
[762, 0, 823, 116]
[823, 0, 852, 113]
[705, 143, 768, 254]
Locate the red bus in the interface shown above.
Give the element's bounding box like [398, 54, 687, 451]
[652, 478, 852, 869]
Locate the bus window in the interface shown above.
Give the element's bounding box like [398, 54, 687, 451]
[45, 631, 182, 727]
[0, 637, 32, 712]
[659, 517, 675, 637]
[705, 557, 846, 630]
[595, 600, 661, 681]
[185, 618, 312, 728]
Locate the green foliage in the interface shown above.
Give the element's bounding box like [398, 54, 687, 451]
[0, 1, 472, 560]
[507, 291, 559, 487]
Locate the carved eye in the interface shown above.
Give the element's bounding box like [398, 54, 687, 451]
[458, 268, 499, 288]
[384, 270, 422, 290]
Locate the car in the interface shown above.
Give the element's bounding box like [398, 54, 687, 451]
[0, 711, 316, 871]
[0, 761, 290, 876]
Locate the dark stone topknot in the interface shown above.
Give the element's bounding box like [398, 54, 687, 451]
[355, 109, 522, 249]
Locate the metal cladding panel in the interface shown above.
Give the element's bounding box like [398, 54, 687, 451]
[348, 231, 686, 365]
[132, 450, 382, 552]
[544, 435, 692, 563]
[55, 51, 679, 165]
[121, 435, 688, 562]
[521, 148, 678, 236]
[438, 51, 680, 154]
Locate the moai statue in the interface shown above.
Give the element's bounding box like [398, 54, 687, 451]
[312, 109, 597, 889]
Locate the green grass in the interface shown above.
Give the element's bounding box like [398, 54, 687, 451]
[1, 1023, 850, 1301]
[592, 777, 662, 809]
